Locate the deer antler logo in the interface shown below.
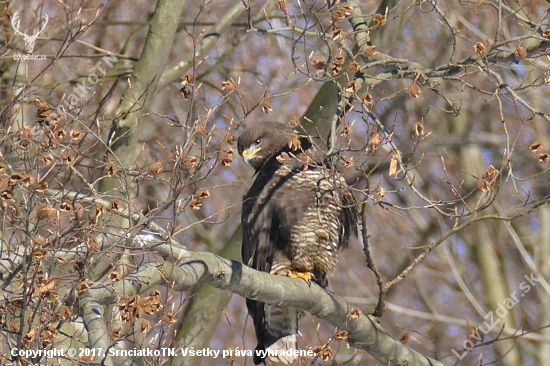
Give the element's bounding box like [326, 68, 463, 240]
[11, 11, 49, 54]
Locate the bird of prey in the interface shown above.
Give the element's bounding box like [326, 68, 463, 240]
[237, 121, 358, 365]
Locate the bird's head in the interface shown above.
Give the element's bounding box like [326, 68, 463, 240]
[237, 122, 310, 171]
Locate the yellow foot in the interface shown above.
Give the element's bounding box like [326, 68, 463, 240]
[288, 270, 312, 283]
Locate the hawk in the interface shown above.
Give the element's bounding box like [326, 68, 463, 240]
[238, 122, 358, 365]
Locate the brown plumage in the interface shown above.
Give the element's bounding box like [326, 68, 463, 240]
[238, 122, 358, 365]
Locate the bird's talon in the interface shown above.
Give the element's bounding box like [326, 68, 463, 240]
[288, 270, 312, 283]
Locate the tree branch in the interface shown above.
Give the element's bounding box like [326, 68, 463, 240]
[89, 250, 445, 366]
[157, 0, 248, 90]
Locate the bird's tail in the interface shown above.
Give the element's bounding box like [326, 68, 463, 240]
[254, 303, 299, 365]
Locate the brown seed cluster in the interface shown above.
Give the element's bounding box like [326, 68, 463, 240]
[221, 78, 237, 91]
[330, 55, 345, 74]
[529, 142, 550, 163]
[477, 165, 499, 192]
[373, 14, 386, 27]
[313, 345, 332, 361]
[221, 147, 234, 167]
[180, 74, 193, 99]
[473, 42, 487, 56]
[190, 187, 211, 210]
[408, 84, 422, 98]
[182, 155, 199, 170]
[117, 290, 163, 323]
[148, 161, 163, 176]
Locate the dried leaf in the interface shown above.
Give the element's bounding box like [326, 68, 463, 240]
[40, 326, 58, 345]
[373, 14, 386, 27]
[59, 202, 72, 212]
[313, 345, 332, 361]
[111, 328, 123, 339]
[181, 74, 193, 85]
[362, 90, 373, 108]
[60, 305, 73, 321]
[195, 188, 211, 201]
[32, 248, 47, 260]
[332, 55, 345, 65]
[473, 42, 486, 56]
[194, 119, 207, 135]
[36, 203, 55, 220]
[339, 4, 353, 15]
[483, 165, 498, 180]
[86, 234, 100, 252]
[289, 137, 302, 151]
[79, 354, 94, 362]
[514, 46, 526, 59]
[182, 156, 199, 170]
[529, 142, 542, 153]
[334, 330, 348, 341]
[162, 314, 177, 324]
[275, 0, 287, 12]
[347, 61, 360, 72]
[342, 156, 354, 168]
[1, 190, 14, 202]
[76, 281, 89, 293]
[139, 320, 151, 334]
[369, 130, 382, 150]
[311, 58, 326, 69]
[23, 329, 35, 345]
[148, 161, 163, 176]
[363, 46, 377, 57]
[180, 86, 192, 99]
[331, 28, 344, 41]
[40, 153, 55, 166]
[35, 182, 48, 193]
[478, 178, 490, 192]
[55, 129, 67, 140]
[105, 163, 118, 176]
[190, 198, 202, 210]
[73, 260, 85, 272]
[408, 84, 422, 98]
[221, 147, 234, 167]
[221, 79, 237, 91]
[331, 11, 345, 22]
[109, 271, 122, 282]
[276, 152, 291, 164]
[330, 54, 345, 74]
[345, 81, 358, 94]
[221, 159, 233, 167]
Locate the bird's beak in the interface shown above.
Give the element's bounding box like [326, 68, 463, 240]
[242, 147, 261, 164]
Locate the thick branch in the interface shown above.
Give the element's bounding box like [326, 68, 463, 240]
[104, 0, 188, 183]
[89, 251, 445, 366]
[79, 292, 114, 366]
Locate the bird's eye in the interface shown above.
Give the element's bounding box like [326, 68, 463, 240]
[254, 138, 261, 144]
